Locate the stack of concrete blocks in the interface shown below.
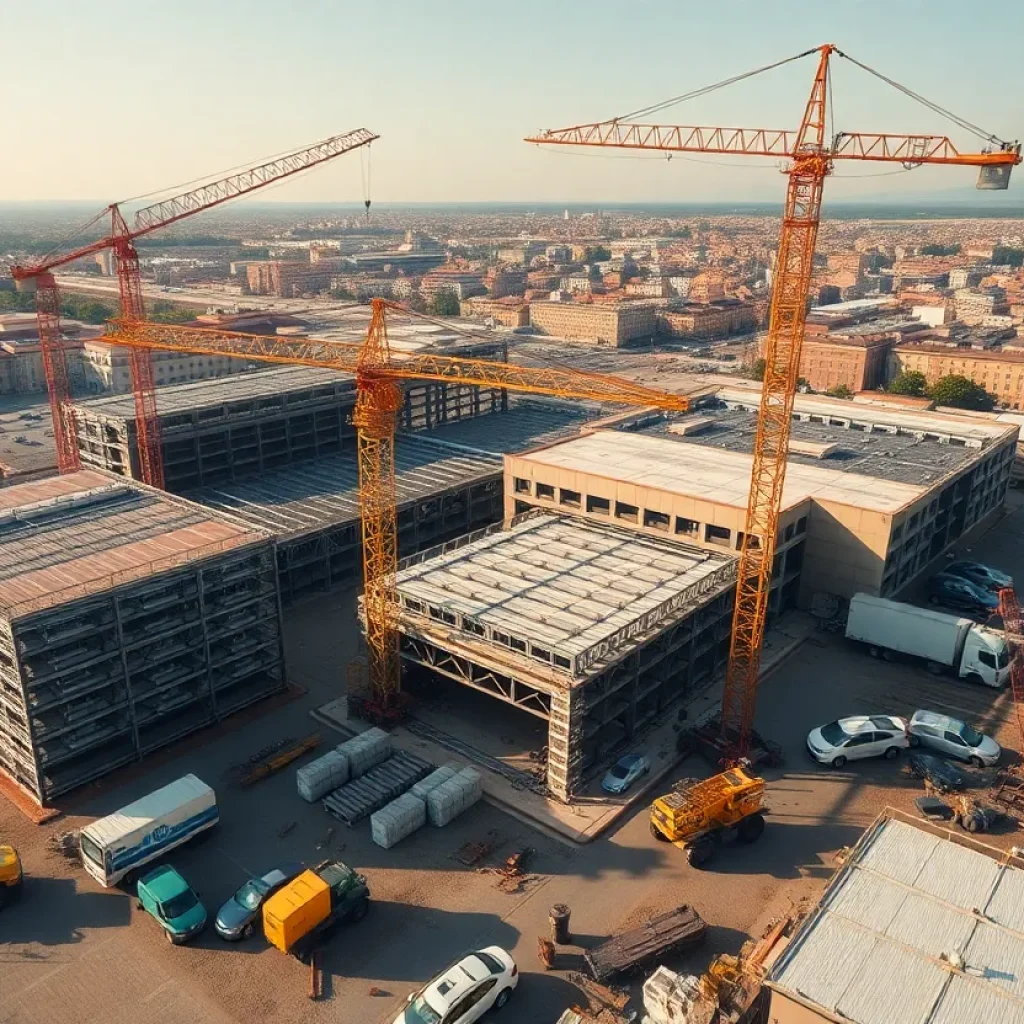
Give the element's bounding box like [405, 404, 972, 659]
[338, 727, 391, 778]
[297, 749, 350, 803]
[370, 791, 428, 849]
[425, 765, 483, 827]
[409, 763, 459, 801]
[641, 966, 712, 1024]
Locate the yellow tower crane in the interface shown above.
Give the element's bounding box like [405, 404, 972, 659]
[527, 44, 1020, 757]
[106, 300, 692, 718]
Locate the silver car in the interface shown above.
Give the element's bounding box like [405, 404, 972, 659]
[214, 861, 304, 940]
[908, 710, 1001, 768]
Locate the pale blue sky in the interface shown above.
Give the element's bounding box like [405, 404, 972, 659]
[5, 0, 1023, 204]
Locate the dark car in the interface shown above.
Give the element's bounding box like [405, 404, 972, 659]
[942, 560, 1012, 594]
[928, 573, 999, 618]
[907, 752, 967, 793]
[215, 861, 304, 940]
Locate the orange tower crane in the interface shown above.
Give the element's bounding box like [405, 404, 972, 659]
[527, 44, 1021, 757]
[9, 128, 378, 488]
[104, 300, 692, 717]
[997, 588, 1024, 757]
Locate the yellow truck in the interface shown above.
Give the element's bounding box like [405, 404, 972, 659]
[263, 860, 369, 962]
[0, 845, 23, 908]
[650, 765, 766, 868]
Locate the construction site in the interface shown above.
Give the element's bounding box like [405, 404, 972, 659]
[2, 38, 1024, 1024]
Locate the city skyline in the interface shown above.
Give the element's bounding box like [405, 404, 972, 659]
[5, 0, 1023, 205]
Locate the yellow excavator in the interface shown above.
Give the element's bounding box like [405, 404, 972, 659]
[0, 844, 23, 908]
[650, 765, 766, 868]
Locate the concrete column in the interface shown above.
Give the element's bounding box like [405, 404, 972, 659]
[547, 684, 584, 803]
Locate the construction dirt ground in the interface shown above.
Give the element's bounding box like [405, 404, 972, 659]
[2, 492, 1023, 1024]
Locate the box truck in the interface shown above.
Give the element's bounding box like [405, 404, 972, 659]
[79, 775, 218, 888]
[263, 859, 369, 961]
[845, 594, 1009, 688]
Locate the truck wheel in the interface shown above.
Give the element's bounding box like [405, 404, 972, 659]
[650, 821, 670, 842]
[832, 755, 847, 769]
[884, 746, 900, 760]
[351, 899, 369, 922]
[925, 660, 943, 675]
[737, 813, 765, 843]
[494, 988, 512, 1010]
[686, 840, 715, 869]
[868, 646, 881, 659]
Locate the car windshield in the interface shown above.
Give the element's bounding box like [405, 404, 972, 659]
[819, 721, 849, 745]
[234, 879, 269, 910]
[405, 996, 441, 1024]
[997, 647, 1010, 669]
[160, 889, 198, 920]
[609, 764, 630, 779]
[959, 724, 985, 747]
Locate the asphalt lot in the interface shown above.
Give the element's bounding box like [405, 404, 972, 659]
[2, 494, 1022, 1024]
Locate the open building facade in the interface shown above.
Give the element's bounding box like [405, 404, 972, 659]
[0, 471, 285, 804]
[392, 511, 736, 801]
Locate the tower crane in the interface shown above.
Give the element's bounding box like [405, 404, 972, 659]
[527, 44, 1021, 758]
[9, 128, 378, 489]
[104, 300, 692, 719]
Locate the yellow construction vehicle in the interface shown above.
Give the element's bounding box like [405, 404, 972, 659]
[650, 766, 766, 868]
[0, 844, 23, 908]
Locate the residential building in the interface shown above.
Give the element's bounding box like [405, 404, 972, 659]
[419, 269, 486, 301]
[688, 272, 726, 303]
[955, 287, 1009, 325]
[459, 296, 530, 327]
[796, 335, 896, 392]
[529, 301, 656, 346]
[656, 300, 757, 339]
[245, 260, 330, 297]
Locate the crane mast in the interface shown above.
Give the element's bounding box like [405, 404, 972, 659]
[10, 128, 378, 486]
[526, 44, 1021, 758]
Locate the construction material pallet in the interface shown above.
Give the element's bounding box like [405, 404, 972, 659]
[323, 750, 433, 826]
[990, 768, 1024, 814]
[584, 904, 708, 983]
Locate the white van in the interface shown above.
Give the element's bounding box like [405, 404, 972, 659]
[79, 775, 218, 888]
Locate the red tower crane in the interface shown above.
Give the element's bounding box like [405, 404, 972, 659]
[10, 127, 378, 487]
[527, 45, 1020, 757]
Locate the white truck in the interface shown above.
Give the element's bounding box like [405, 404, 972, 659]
[845, 594, 1009, 688]
[79, 775, 218, 888]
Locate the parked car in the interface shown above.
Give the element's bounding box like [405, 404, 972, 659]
[908, 752, 967, 792]
[215, 861, 304, 940]
[928, 574, 999, 618]
[908, 710, 1001, 767]
[136, 865, 206, 945]
[942, 560, 1012, 594]
[394, 946, 518, 1024]
[806, 715, 909, 768]
[601, 754, 651, 794]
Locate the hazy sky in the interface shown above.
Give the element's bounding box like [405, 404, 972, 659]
[5, 0, 1023, 206]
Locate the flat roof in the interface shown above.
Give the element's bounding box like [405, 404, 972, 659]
[0, 471, 265, 620]
[395, 511, 736, 678]
[768, 814, 1024, 1024]
[516, 429, 927, 513]
[72, 366, 355, 420]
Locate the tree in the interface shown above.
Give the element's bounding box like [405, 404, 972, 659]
[147, 300, 197, 324]
[429, 291, 460, 316]
[582, 245, 611, 263]
[888, 370, 928, 397]
[742, 358, 766, 382]
[826, 383, 854, 400]
[407, 293, 428, 314]
[993, 246, 1024, 268]
[929, 374, 995, 411]
[920, 243, 961, 257]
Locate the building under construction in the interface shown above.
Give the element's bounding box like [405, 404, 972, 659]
[392, 510, 736, 801]
[70, 357, 509, 494]
[0, 471, 284, 804]
[187, 402, 594, 604]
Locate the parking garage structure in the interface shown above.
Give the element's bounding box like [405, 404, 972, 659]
[0, 471, 284, 805]
[390, 510, 737, 801]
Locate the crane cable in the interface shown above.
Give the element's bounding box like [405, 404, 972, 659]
[613, 47, 819, 124]
[834, 49, 1008, 147]
[361, 145, 372, 222]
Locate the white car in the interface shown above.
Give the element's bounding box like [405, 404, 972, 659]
[806, 715, 909, 768]
[395, 946, 518, 1024]
[908, 710, 1001, 767]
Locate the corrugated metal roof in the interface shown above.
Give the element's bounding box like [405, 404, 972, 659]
[768, 817, 1024, 1024]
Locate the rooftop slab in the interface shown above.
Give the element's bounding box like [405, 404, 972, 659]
[395, 511, 736, 678]
[517, 429, 928, 514]
[0, 470, 265, 619]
